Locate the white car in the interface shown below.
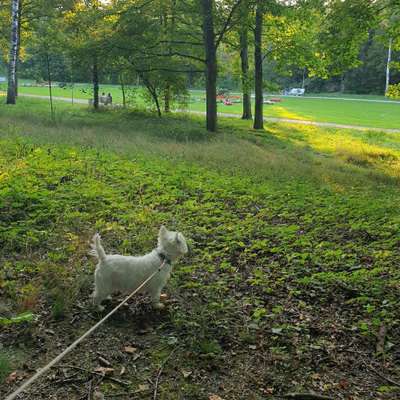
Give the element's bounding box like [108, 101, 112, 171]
[288, 88, 305, 96]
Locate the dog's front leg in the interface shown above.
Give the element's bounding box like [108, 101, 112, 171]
[149, 287, 165, 309]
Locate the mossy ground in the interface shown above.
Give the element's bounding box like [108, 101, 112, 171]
[0, 98, 399, 399]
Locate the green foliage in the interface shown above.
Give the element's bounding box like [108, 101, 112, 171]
[1, 99, 400, 397]
[386, 83, 400, 99]
[0, 352, 11, 383]
[0, 312, 35, 325]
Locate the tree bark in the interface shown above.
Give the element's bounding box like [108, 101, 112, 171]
[120, 74, 126, 108]
[201, 0, 217, 132]
[45, 52, 54, 120]
[15, 0, 22, 97]
[164, 84, 171, 112]
[240, 0, 251, 120]
[6, 0, 21, 105]
[385, 37, 392, 94]
[253, 1, 263, 130]
[92, 55, 99, 109]
[340, 73, 345, 93]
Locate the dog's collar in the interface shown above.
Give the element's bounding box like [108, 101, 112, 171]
[157, 251, 172, 265]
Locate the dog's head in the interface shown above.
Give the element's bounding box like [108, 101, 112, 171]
[158, 225, 188, 260]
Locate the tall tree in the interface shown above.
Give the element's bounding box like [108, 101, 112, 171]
[200, 0, 217, 132]
[253, 0, 263, 129]
[239, 0, 251, 119]
[6, 0, 21, 104]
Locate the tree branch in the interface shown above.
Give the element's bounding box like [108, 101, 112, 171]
[215, 0, 242, 48]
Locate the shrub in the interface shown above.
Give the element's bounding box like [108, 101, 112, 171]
[386, 83, 400, 100]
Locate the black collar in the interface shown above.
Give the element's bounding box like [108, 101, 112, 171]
[157, 251, 172, 265]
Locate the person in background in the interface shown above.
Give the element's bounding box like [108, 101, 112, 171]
[107, 93, 113, 105]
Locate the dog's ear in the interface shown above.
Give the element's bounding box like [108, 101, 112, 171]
[159, 225, 168, 238]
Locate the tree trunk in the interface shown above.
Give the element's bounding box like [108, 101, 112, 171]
[153, 92, 162, 117]
[253, 1, 263, 130]
[92, 56, 99, 109]
[45, 52, 55, 120]
[6, 0, 21, 105]
[385, 37, 392, 95]
[240, 0, 251, 120]
[340, 73, 345, 93]
[15, 0, 22, 97]
[164, 84, 171, 113]
[120, 74, 126, 108]
[201, 0, 217, 132]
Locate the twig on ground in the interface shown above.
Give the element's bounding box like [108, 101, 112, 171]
[87, 379, 93, 400]
[281, 393, 334, 400]
[55, 364, 130, 387]
[376, 324, 387, 355]
[153, 347, 178, 400]
[364, 361, 400, 387]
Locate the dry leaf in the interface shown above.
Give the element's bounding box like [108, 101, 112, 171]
[6, 371, 18, 384]
[94, 367, 114, 375]
[120, 366, 126, 376]
[124, 346, 137, 354]
[339, 378, 350, 389]
[136, 384, 149, 392]
[209, 395, 224, 400]
[160, 293, 168, 300]
[182, 369, 192, 378]
[93, 390, 105, 400]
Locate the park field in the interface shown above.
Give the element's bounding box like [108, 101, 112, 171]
[2, 80, 400, 129]
[1, 98, 400, 399]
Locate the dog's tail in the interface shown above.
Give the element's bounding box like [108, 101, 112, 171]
[89, 233, 107, 262]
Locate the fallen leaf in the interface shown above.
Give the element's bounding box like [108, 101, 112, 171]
[94, 367, 114, 375]
[339, 378, 350, 389]
[248, 345, 257, 350]
[136, 384, 149, 392]
[182, 369, 192, 378]
[6, 371, 18, 384]
[167, 336, 178, 345]
[160, 293, 168, 300]
[124, 346, 137, 354]
[93, 390, 105, 400]
[209, 395, 224, 400]
[120, 366, 126, 376]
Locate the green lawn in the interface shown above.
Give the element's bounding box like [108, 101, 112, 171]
[2, 80, 400, 129]
[189, 97, 400, 129]
[1, 98, 400, 399]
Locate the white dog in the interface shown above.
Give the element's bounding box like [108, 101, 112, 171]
[90, 226, 188, 310]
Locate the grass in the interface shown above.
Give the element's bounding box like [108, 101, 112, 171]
[1, 97, 400, 398]
[1, 80, 400, 129]
[189, 97, 400, 129]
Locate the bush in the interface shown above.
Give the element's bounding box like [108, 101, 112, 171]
[386, 83, 400, 99]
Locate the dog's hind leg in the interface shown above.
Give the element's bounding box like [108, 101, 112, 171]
[93, 277, 112, 311]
